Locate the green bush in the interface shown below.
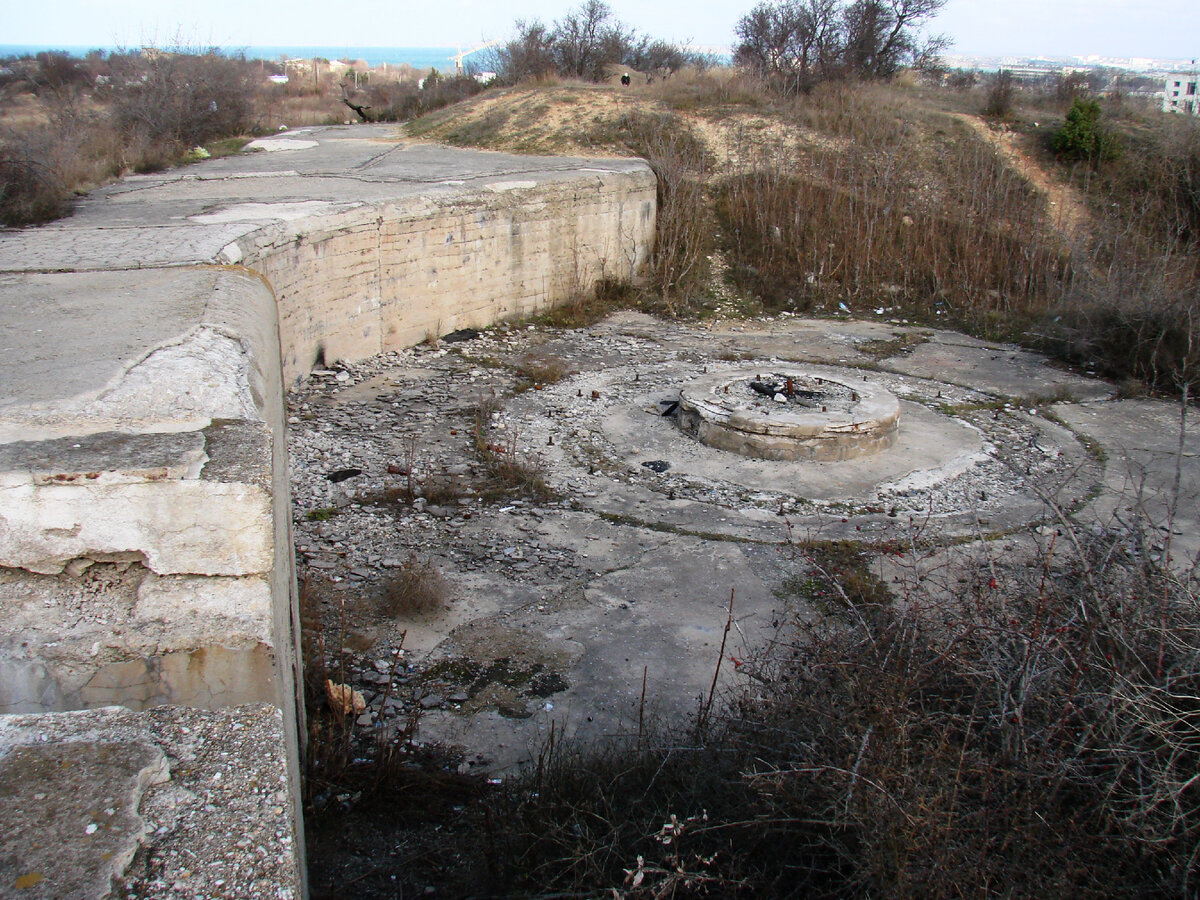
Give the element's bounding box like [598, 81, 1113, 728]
[1051, 98, 1120, 165]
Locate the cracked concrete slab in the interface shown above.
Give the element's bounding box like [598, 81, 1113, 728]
[418, 533, 779, 771]
[1054, 398, 1200, 564]
[0, 704, 300, 899]
[886, 330, 1113, 402]
[290, 311, 1165, 774]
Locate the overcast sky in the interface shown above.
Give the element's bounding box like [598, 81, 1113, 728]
[3, 0, 1197, 60]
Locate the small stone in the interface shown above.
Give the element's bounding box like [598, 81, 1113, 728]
[64, 558, 94, 577]
[356, 712, 373, 726]
[419, 694, 444, 710]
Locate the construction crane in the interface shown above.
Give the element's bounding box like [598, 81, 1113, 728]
[448, 40, 501, 74]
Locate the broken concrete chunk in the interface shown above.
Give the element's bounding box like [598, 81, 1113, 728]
[0, 733, 168, 900]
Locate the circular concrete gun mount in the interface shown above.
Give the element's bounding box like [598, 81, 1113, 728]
[498, 358, 1102, 541]
[677, 367, 900, 461]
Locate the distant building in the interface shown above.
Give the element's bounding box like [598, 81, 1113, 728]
[999, 63, 1079, 82]
[1163, 74, 1200, 115]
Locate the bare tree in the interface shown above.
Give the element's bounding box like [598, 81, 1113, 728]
[735, 0, 840, 91]
[489, 19, 557, 83]
[735, 0, 947, 87]
[553, 0, 624, 81]
[490, 1, 690, 85]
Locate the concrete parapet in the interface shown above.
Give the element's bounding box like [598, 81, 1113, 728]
[0, 125, 656, 896]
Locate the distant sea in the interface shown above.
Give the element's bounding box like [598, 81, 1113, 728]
[0, 45, 462, 69]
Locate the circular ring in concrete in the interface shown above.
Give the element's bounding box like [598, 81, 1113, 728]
[500, 357, 1101, 542]
[677, 367, 900, 461]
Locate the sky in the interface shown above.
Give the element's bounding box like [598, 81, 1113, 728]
[2, 0, 1198, 60]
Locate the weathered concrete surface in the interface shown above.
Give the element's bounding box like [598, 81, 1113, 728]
[0, 126, 657, 384]
[0, 269, 287, 709]
[0, 265, 301, 895]
[285, 311, 1188, 775]
[0, 705, 299, 899]
[677, 366, 901, 461]
[887, 329, 1113, 402]
[1054, 398, 1200, 564]
[0, 269, 277, 444]
[0, 127, 657, 894]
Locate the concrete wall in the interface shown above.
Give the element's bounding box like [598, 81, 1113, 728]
[0, 128, 656, 896]
[240, 171, 653, 382]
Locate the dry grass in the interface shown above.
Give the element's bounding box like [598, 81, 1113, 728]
[512, 352, 570, 391]
[376, 554, 449, 618]
[472, 398, 555, 502]
[459, 506, 1200, 899]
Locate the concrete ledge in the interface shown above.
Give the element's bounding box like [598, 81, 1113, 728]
[0, 125, 657, 894]
[0, 705, 300, 899]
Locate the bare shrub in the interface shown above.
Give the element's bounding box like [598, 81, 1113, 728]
[299, 577, 466, 849]
[109, 48, 258, 150]
[487, 1, 693, 86]
[422, 471, 466, 506]
[467, 502, 1200, 898]
[1, 46, 268, 226]
[647, 66, 773, 112]
[552, 0, 633, 82]
[489, 20, 558, 83]
[1036, 109, 1200, 391]
[473, 399, 554, 501]
[734, 0, 948, 91]
[353, 71, 491, 127]
[1039, 272, 1199, 392]
[0, 131, 69, 226]
[982, 69, 1015, 118]
[377, 554, 449, 618]
[534, 276, 638, 328]
[609, 111, 714, 310]
[513, 353, 569, 390]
